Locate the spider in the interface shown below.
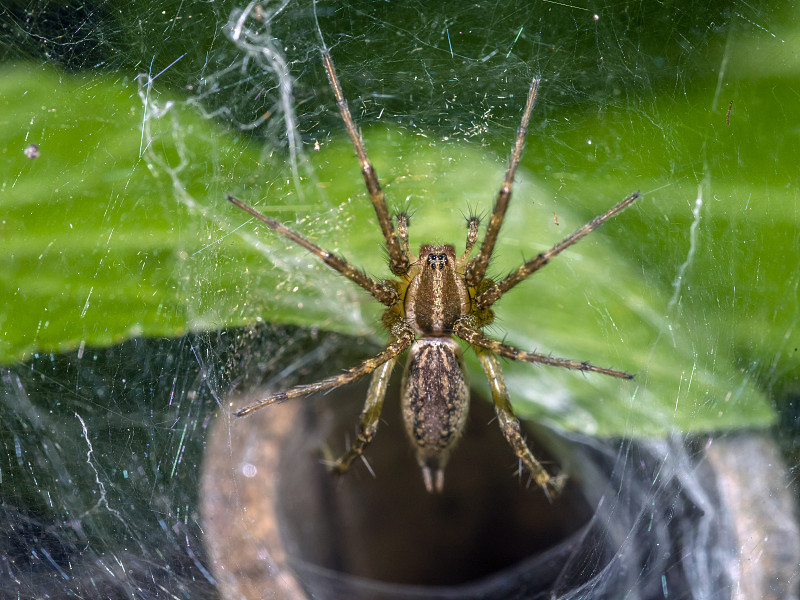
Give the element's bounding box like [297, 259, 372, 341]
[228, 48, 640, 495]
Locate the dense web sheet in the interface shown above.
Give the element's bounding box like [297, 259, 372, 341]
[1, 1, 799, 598]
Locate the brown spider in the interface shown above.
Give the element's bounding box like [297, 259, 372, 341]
[229, 48, 639, 495]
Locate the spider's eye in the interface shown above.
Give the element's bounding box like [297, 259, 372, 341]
[426, 253, 448, 270]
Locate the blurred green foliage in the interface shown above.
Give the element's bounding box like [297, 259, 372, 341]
[2, 1, 797, 436]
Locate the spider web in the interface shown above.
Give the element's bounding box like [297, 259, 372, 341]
[1, 1, 799, 598]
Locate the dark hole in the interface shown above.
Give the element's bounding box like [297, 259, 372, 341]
[276, 374, 593, 594]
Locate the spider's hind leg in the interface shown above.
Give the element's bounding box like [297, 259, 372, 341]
[475, 348, 567, 497]
[327, 358, 397, 475]
[235, 326, 414, 417]
[454, 318, 633, 379]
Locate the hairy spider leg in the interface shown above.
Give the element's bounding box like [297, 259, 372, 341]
[321, 50, 410, 277]
[235, 326, 414, 417]
[475, 349, 566, 497]
[465, 78, 540, 288]
[475, 191, 642, 308]
[459, 215, 481, 262]
[227, 195, 398, 307]
[327, 357, 397, 474]
[454, 319, 633, 379]
[395, 212, 411, 259]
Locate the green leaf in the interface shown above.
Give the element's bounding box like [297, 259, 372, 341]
[0, 56, 784, 437]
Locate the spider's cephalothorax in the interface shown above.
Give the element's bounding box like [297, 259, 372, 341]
[229, 47, 640, 495]
[405, 245, 470, 336]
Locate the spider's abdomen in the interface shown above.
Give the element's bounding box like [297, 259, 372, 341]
[400, 337, 469, 493]
[405, 244, 469, 335]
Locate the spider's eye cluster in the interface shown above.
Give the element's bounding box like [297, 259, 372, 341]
[426, 253, 449, 271]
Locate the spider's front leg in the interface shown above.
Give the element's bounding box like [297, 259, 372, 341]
[475, 348, 567, 498]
